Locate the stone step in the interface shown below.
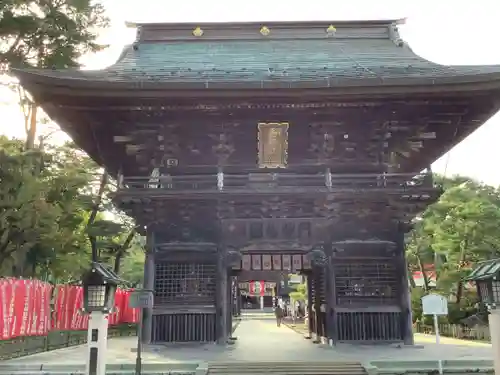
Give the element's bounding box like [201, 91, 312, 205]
[208, 361, 367, 375]
[0, 372, 180, 375]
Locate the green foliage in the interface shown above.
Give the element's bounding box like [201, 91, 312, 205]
[119, 245, 146, 286]
[408, 175, 500, 323]
[0, 136, 143, 281]
[289, 283, 307, 302]
[0, 1, 145, 281]
[0, 0, 109, 70]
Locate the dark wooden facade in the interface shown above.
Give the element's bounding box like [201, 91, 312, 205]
[13, 19, 500, 345]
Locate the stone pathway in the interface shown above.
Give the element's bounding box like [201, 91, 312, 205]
[4, 319, 494, 364]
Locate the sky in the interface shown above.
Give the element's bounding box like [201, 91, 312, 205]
[1, 0, 500, 185]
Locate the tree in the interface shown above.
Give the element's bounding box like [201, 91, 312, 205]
[407, 174, 500, 324]
[429, 182, 500, 303]
[0, 136, 142, 280]
[0, 0, 109, 148]
[117, 239, 146, 286]
[1, 1, 110, 272]
[0, 137, 90, 276]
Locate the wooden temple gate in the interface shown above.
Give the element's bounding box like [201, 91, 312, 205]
[14, 19, 500, 346]
[139, 209, 420, 344]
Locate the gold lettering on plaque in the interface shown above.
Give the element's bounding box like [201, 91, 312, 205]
[258, 122, 289, 168]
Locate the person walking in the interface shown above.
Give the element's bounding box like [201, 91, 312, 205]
[274, 304, 283, 327]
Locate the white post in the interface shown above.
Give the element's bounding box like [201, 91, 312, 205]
[433, 314, 443, 375]
[260, 296, 264, 310]
[488, 309, 500, 375]
[86, 311, 109, 375]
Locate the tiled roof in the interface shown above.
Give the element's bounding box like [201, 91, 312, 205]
[466, 259, 500, 281]
[13, 38, 500, 87]
[104, 39, 500, 82]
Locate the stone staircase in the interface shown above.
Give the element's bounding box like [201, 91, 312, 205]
[239, 312, 276, 320]
[208, 361, 368, 375]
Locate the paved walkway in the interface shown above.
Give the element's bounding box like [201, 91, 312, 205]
[414, 333, 491, 347]
[5, 320, 494, 364]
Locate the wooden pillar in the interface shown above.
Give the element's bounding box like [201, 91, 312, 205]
[325, 250, 337, 345]
[397, 225, 414, 345]
[141, 229, 155, 344]
[306, 273, 313, 339]
[216, 248, 229, 344]
[313, 268, 322, 343]
[314, 268, 322, 339]
[227, 274, 233, 338]
[236, 287, 242, 316]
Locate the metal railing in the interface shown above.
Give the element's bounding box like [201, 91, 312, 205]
[0, 324, 137, 360]
[119, 172, 435, 192]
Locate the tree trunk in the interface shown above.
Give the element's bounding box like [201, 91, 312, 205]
[113, 228, 137, 274]
[408, 266, 417, 289]
[455, 239, 468, 304]
[416, 252, 430, 292]
[25, 104, 38, 150]
[87, 171, 109, 262]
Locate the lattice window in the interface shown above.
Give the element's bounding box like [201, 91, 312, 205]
[335, 261, 398, 305]
[154, 262, 216, 305]
[258, 122, 289, 168]
[492, 281, 500, 303]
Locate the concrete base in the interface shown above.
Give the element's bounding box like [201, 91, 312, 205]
[5, 320, 496, 367]
[0, 360, 494, 375]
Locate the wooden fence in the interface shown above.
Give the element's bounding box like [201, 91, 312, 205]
[414, 322, 491, 342]
[0, 324, 137, 360]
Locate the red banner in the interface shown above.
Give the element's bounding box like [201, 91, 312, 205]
[0, 279, 52, 340]
[120, 290, 139, 324]
[249, 280, 265, 296]
[0, 279, 14, 340]
[0, 279, 139, 340]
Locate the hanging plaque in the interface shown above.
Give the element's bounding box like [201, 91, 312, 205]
[302, 254, 311, 269]
[272, 255, 282, 270]
[292, 255, 302, 272]
[262, 255, 272, 270]
[242, 254, 251, 270]
[282, 254, 291, 270]
[252, 254, 262, 270]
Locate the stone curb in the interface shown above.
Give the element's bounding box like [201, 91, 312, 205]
[0, 362, 201, 375]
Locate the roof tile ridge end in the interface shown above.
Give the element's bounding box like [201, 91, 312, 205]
[106, 44, 135, 70]
[388, 22, 406, 48]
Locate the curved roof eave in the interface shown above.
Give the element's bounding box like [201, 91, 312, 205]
[11, 68, 500, 100]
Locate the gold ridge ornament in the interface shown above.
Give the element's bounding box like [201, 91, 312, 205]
[192, 27, 204, 37]
[260, 26, 270, 36]
[326, 25, 337, 36]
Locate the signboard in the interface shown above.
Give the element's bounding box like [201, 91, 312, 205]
[422, 294, 448, 316]
[129, 290, 154, 309]
[421, 293, 447, 375]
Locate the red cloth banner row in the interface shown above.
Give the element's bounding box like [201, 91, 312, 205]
[249, 280, 265, 296]
[0, 279, 139, 340]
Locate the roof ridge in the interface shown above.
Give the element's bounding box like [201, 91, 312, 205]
[125, 19, 406, 29]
